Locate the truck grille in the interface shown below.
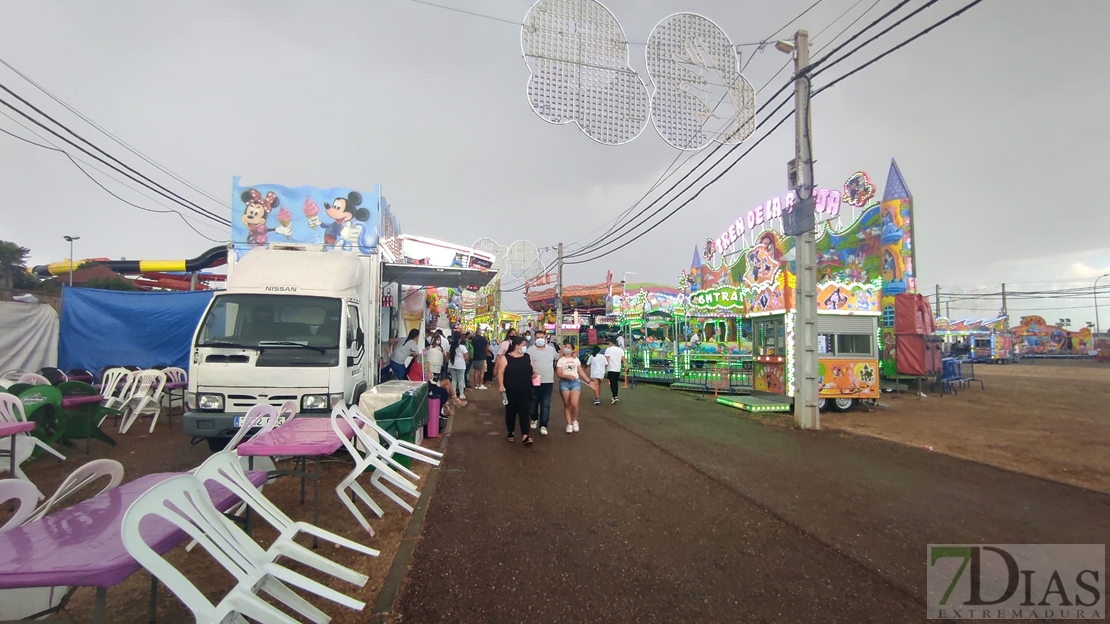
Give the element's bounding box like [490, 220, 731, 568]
[227, 394, 299, 410]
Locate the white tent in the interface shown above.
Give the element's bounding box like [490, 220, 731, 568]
[0, 300, 59, 374]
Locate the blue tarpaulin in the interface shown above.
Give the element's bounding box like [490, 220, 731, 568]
[59, 288, 214, 373]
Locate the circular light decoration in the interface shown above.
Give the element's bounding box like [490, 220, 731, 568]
[703, 238, 716, 262]
[521, 0, 650, 146]
[843, 171, 876, 208]
[646, 13, 756, 150]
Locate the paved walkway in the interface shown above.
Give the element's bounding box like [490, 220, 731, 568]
[393, 385, 1110, 623]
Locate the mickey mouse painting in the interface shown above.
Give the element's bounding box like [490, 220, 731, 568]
[323, 192, 369, 249]
[241, 189, 279, 245]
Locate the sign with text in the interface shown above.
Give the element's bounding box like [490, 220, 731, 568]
[714, 187, 841, 256]
[927, 544, 1104, 619]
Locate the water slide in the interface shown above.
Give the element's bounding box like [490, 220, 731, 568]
[32, 246, 228, 290]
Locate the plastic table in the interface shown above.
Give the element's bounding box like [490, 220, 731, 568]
[0, 469, 267, 623]
[236, 417, 356, 547]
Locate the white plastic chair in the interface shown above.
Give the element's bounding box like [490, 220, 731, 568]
[277, 399, 298, 423]
[25, 459, 124, 524]
[196, 452, 377, 584]
[184, 404, 279, 554]
[0, 370, 30, 384]
[0, 393, 64, 474]
[97, 368, 135, 424]
[16, 373, 50, 386]
[122, 475, 365, 623]
[119, 370, 167, 433]
[0, 479, 40, 532]
[349, 404, 443, 478]
[160, 367, 187, 412]
[331, 404, 420, 535]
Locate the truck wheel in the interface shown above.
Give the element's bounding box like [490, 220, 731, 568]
[207, 436, 231, 453]
[817, 398, 827, 412]
[832, 398, 855, 412]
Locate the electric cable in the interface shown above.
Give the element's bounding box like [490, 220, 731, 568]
[561, 0, 987, 265]
[0, 56, 230, 209]
[0, 121, 227, 242]
[0, 87, 230, 226]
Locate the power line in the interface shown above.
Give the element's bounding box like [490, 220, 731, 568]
[404, 0, 779, 48]
[0, 56, 230, 209]
[0, 85, 230, 226]
[813, 0, 985, 95]
[0, 117, 227, 242]
[813, 0, 883, 55]
[742, 0, 827, 72]
[567, 106, 796, 265]
[563, 0, 988, 265]
[809, 0, 943, 79]
[565, 0, 919, 262]
[805, 0, 915, 72]
[567, 94, 796, 264]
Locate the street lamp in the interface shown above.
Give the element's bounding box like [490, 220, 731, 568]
[1095, 273, 1109, 349]
[63, 235, 81, 287]
[620, 271, 637, 294]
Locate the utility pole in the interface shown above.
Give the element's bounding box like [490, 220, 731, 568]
[785, 29, 818, 430]
[63, 235, 80, 288]
[1000, 283, 1008, 329]
[945, 302, 950, 318]
[555, 242, 564, 345]
[935, 284, 941, 315]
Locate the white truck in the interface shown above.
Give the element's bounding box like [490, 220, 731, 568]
[183, 242, 492, 451]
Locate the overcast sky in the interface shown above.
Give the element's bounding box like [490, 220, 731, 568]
[1, 0, 1107, 326]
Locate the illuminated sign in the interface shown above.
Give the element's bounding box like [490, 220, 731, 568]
[715, 188, 842, 256]
[689, 285, 742, 308]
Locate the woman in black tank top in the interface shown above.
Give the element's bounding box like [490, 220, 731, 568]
[496, 336, 537, 444]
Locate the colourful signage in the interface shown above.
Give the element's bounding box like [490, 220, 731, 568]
[715, 187, 842, 256]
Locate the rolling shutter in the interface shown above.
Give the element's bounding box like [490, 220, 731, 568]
[817, 315, 876, 334]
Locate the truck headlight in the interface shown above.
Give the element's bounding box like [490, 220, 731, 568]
[301, 394, 328, 411]
[301, 393, 345, 412]
[197, 394, 224, 411]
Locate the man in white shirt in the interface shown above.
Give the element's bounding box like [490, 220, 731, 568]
[617, 334, 625, 349]
[603, 338, 626, 404]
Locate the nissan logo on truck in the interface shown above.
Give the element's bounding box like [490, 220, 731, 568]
[264, 285, 298, 293]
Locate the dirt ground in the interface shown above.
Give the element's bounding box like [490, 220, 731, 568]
[822, 360, 1110, 493]
[1, 407, 441, 623]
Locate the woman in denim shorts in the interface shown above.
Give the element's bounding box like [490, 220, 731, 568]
[556, 343, 584, 434]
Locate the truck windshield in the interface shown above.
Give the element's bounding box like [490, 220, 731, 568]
[196, 294, 342, 367]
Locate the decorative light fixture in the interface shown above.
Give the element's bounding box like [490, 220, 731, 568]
[521, 0, 650, 145]
[645, 12, 756, 150]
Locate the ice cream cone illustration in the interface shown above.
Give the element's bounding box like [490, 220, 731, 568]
[276, 206, 293, 239]
[304, 197, 321, 229]
[401, 286, 426, 336]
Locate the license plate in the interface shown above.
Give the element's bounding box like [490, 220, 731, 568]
[233, 415, 287, 428]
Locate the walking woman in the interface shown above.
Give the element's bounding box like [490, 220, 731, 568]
[448, 333, 470, 401]
[585, 345, 607, 406]
[496, 335, 536, 445]
[556, 343, 584, 433]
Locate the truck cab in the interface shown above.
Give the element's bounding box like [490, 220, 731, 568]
[183, 246, 377, 450]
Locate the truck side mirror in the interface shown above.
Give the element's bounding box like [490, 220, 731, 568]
[356, 328, 365, 350]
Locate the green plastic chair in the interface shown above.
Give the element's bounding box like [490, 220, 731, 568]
[16, 385, 67, 461]
[58, 381, 119, 452]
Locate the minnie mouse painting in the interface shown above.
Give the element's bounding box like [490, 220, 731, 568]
[323, 192, 369, 249]
[241, 189, 279, 245]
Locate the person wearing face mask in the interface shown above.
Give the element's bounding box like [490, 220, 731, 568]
[498, 328, 517, 365]
[523, 330, 534, 346]
[526, 332, 557, 435]
[556, 343, 586, 433]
